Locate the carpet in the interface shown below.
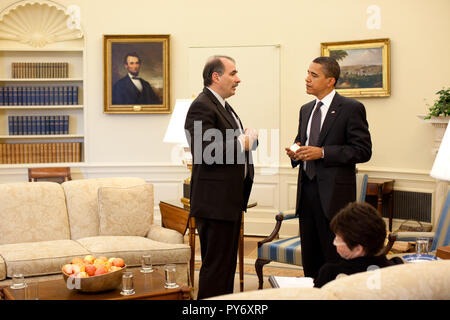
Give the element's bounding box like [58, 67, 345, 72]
[194, 259, 304, 277]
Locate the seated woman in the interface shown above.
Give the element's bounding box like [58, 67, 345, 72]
[314, 202, 403, 288]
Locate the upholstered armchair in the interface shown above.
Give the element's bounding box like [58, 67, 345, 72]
[255, 173, 369, 289]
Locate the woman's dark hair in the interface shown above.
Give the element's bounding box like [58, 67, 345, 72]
[330, 202, 386, 256]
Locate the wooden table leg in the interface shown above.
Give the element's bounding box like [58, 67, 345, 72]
[239, 212, 244, 292]
[377, 186, 383, 216]
[188, 217, 196, 287]
[388, 192, 393, 232]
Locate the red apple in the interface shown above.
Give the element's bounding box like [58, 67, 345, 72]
[94, 265, 107, 276]
[97, 256, 108, 262]
[62, 264, 74, 275]
[85, 264, 96, 276]
[112, 258, 125, 268]
[83, 255, 96, 264]
[72, 263, 85, 274]
[76, 271, 88, 278]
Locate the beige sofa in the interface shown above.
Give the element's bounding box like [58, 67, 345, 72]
[0, 177, 191, 287]
[210, 259, 450, 300]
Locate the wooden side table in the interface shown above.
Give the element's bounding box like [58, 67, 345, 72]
[366, 178, 395, 231]
[159, 200, 256, 292]
[436, 246, 450, 260]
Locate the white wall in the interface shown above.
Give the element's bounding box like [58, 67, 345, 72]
[75, 0, 449, 170]
[1, 0, 449, 235]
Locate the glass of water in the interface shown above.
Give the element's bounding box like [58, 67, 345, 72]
[141, 254, 153, 273]
[416, 237, 430, 256]
[10, 270, 27, 290]
[120, 271, 135, 296]
[164, 264, 179, 289]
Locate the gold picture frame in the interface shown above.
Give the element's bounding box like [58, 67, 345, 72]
[321, 38, 390, 98]
[103, 34, 170, 113]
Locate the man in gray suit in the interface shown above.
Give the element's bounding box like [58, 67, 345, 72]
[185, 55, 258, 299]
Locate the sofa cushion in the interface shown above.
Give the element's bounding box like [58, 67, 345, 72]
[0, 182, 70, 245]
[62, 177, 147, 240]
[322, 259, 450, 300]
[0, 240, 90, 278]
[76, 236, 191, 266]
[98, 184, 153, 237]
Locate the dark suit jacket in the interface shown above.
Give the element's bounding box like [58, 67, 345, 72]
[292, 92, 372, 219]
[184, 88, 255, 222]
[112, 75, 161, 105]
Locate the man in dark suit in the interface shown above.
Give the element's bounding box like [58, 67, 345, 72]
[285, 56, 372, 279]
[184, 55, 258, 299]
[112, 52, 161, 105]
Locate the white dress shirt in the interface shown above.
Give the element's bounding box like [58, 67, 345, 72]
[305, 89, 336, 147]
[129, 73, 143, 92]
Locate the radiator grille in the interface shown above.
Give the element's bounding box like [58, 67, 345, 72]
[365, 190, 432, 223]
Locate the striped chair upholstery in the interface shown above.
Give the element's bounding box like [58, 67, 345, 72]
[255, 173, 368, 289]
[393, 190, 450, 253]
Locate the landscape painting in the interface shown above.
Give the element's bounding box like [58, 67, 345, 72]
[321, 38, 390, 97]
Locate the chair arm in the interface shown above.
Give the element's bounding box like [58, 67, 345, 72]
[379, 233, 397, 255]
[257, 210, 299, 248]
[392, 231, 435, 242]
[279, 209, 298, 220]
[147, 224, 184, 244]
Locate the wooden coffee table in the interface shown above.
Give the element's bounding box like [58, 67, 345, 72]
[2, 267, 191, 300]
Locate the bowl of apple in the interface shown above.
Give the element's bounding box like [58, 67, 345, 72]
[62, 255, 126, 293]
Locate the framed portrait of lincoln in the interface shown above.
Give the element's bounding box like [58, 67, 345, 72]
[103, 34, 170, 113]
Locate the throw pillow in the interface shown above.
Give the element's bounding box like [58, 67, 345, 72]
[98, 184, 154, 236]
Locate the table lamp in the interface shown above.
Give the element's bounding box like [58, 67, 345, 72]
[430, 124, 450, 220]
[430, 124, 450, 182]
[163, 99, 194, 207]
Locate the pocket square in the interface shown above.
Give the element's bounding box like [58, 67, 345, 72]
[331, 110, 336, 114]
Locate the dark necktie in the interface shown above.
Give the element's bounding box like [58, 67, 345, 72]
[225, 103, 242, 132]
[305, 101, 323, 180]
[225, 102, 233, 117]
[132, 77, 140, 80]
[225, 102, 247, 177]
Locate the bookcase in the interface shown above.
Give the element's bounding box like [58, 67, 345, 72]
[0, 1, 85, 166]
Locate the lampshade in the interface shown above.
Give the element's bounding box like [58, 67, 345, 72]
[163, 99, 194, 147]
[430, 124, 450, 181]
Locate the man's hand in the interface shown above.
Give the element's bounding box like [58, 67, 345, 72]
[239, 128, 258, 151]
[285, 144, 323, 161]
[285, 142, 300, 160]
[297, 146, 323, 161]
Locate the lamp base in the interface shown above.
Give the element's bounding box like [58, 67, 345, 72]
[181, 177, 190, 208]
[181, 197, 190, 207]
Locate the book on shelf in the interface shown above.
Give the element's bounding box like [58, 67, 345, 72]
[0, 142, 82, 164]
[0, 86, 80, 106]
[12, 62, 69, 79]
[8, 115, 70, 135]
[268, 276, 314, 289]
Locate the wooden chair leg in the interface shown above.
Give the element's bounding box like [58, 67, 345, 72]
[255, 258, 271, 289]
